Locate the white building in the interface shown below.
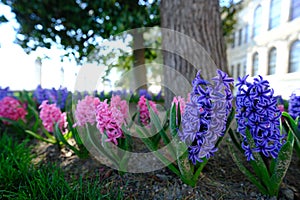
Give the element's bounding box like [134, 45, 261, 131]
[227, 0, 300, 98]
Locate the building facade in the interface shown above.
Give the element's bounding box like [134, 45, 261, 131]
[227, 0, 300, 98]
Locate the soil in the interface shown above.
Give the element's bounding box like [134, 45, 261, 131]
[31, 135, 300, 200]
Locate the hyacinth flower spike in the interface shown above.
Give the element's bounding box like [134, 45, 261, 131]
[229, 75, 294, 198]
[281, 89, 300, 159]
[136, 70, 235, 187]
[72, 95, 133, 171]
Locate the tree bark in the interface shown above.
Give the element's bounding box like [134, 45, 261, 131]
[131, 29, 148, 91]
[161, 0, 228, 106]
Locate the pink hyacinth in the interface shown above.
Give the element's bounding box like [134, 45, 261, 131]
[137, 95, 158, 126]
[172, 96, 188, 115]
[95, 99, 125, 145]
[0, 96, 27, 124]
[39, 100, 68, 134]
[110, 95, 128, 122]
[73, 95, 100, 127]
[277, 104, 284, 112]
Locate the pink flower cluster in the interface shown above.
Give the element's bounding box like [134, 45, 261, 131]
[39, 100, 68, 134]
[96, 96, 129, 145]
[137, 95, 158, 126]
[0, 96, 27, 123]
[73, 96, 100, 127]
[172, 96, 189, 115]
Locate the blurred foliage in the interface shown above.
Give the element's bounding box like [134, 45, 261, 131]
[0, 0, 160, 63]
[1, 0, 238, 64]
[221, 0, 243, 43]
[0, 15, 8, 22]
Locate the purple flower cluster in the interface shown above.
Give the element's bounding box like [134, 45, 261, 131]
[0, 87, 13, 100]
[139, 89, 152, 100]
[179, 70, 234, 165]
[288, 90, 300, 120]
[235, 75, 284, 161]
[34, 85, 69, 109]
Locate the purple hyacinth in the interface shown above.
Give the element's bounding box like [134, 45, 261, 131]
[235, 75, 285, 161]
[179, 70, 234, 165]
[139, 89, 152, 100]
[33, 85, 69, 109]
[0, 87, 13, 100]
[288, 90, 300, 120]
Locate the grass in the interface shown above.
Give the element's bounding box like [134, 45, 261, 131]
[0, 132, 124, 200]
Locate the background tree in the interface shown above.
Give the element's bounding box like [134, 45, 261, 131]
[161, 0, 233, 106]
[0, 0, 238, 95]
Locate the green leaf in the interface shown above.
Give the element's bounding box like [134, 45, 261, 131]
[245, 129, 271, 190]
[135, 126, 181, 176]
[282, 112, 300, 141]
[169, 103, 178, 138]
[146, 100, 175, 158]
[25, 130, 56, 144]
[54, 123, 81, 155]
[228, 141, 268, 194]
[85, 124, 118, 166]
[269, 132, 294, 197]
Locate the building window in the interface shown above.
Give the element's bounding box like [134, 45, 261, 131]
[269, 0, 281, 29]
[231, 32, 235, 48]
[237, 63, 241, 78]
[244, 24, 249, 43]
[238, 29, 242, 46]
[231, 65, 234, 76]
[253, 5, 262, 37]
[242, 61, 247, 76]
[268, 47, 277, 75]
[252, 52, 259, 76]
[290, 0, 300, 20]
[289, 40, 300, 72]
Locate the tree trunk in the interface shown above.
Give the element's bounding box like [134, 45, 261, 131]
[161, 0, 228, 107]
[131, 30, 148, 91]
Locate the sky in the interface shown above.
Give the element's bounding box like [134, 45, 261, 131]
[0, 1, 240, 92]
[0, 3, 80, 91]
[0, 3, 134, 92]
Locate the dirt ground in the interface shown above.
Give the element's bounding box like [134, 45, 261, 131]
[31, 134, 300, 200]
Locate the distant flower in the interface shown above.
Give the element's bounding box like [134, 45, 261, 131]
[137, 95, 158, 126]
[110, 95, 128, 123]
[73, 96, 100, 127]
[235, 75, 284, 161]
[34, 85, 69, 109]
[0, 87, 13, 100]
[39, 100, 68, 134]
[154, 90, 163, 101]
[139, 89, 152, 100]
[288, 90, 300, 120]
[51, 87, 69, 109]
[172, 96, 188, 115]
[0, 96, 27, 123]
[180, 70, 234, 165]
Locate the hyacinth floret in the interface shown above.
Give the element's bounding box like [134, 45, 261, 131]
[180, 70, 234, 165]
[34, 85, 69, 109]
[0, 87, 13, 100]
[235, 75, 284, 161]
[39, 100, 68, 134]
[288, 90, 300, 120]
[95, 96, 129, 145]
[137, 95, 158, 126]
[0, 96, 27, 123]
[172, 96, 188, 116]
[73, 95, 100, 127]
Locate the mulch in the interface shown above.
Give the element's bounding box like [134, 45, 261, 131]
[31, 135, 300, 200]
